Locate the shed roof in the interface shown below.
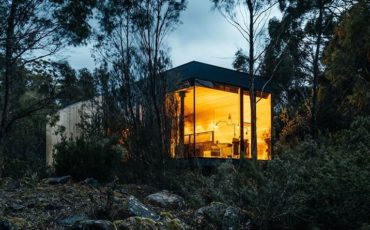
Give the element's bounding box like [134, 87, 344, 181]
[165, 61, 271, 92]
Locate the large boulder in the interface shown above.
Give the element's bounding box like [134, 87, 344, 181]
[146, 191, 185, 209]
[71, 220, 115, 230]
[128, 196, 159, 221]
[194, 202, 227, 227]
[194, 202, 251, 230]
[158, 212, 188, 230]
[222, 206, 251, 230]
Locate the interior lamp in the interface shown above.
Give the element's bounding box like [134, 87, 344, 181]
[227, 113, 232, 125]
[214, 113, 237, 137]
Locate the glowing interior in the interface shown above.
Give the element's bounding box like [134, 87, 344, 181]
[170, 83, 271, 160]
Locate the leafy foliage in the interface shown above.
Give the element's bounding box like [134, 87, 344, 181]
[53, 137, 123, 181]
[319, 0, 370, 130]
[170, 116, 370, 229]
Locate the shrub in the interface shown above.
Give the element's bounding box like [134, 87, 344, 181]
[169, 116, 370, 229]
[2, 156, 50, 179]
[53, 137, 123, 182]
[303, 116, 370, 229]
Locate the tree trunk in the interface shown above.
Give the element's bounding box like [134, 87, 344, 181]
[0, 0, 17, 176]
[247, 0, 258, 163]
[312, 1, 323, 140]
[0, 1, 17, 144]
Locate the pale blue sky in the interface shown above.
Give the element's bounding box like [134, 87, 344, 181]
[62, 0, 277, 71]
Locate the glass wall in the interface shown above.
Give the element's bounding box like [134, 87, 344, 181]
[170, 82, 271, 160]
[256, 93, 272, 160]
[194, 83, 240, 158]
[243, 92, 272, 160]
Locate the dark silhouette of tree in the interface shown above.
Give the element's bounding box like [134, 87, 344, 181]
[0, 0, 96, 172]
[212, 0, 279, 162]
[319, 0, 370, 130]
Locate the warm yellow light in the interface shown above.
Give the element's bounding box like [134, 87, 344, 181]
[169, 85, 271, 160]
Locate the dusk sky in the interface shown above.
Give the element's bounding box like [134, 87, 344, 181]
[64, 1, 250, 71]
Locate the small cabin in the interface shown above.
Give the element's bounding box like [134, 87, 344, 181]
[46, 61, 272, 165]
[166, 61, 272, 160]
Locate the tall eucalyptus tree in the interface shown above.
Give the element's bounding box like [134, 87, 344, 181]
[212, 0, 279, 162]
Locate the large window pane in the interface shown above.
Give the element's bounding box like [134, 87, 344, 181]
[243, 92, 272, 160]
[195, 84, 240, 158]
[256, 93, 272, 160]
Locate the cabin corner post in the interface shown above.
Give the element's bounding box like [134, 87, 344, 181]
[178, 91, 186, 158]
[240, 88, 245, 160]
[193, 81, 196, 158]
[270, 93, 273, 160]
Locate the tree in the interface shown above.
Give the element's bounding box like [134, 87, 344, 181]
[0, 0, 96, 172]
[92, 0, 187, 175]
[78, 68, 96, 100]
[134, 0, 187, 156]
[260, 0, 362, 144]
[275, 0, 347, 139]
[212, 0, 279, 162]
[319, 0, 370, 130]
[94, 0, 145, 145]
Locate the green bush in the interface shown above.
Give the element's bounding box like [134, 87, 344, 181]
[53, 137, 123, 182]
[2, 157, 50, 179]
[302, 116, 370, 229]
[169, 116, 370, 229]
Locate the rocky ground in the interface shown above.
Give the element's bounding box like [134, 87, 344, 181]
[0, 176, 251, 229]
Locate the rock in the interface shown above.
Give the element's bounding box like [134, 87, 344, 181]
[114, 217, 158, 230]
[72, 220, 115, 230]
[146, 190, 185, 208]
[44, 175, 71, 185]
[159, 212, 187, 230]
[222, 206, 240, 229]
[195, 202, 227, 226]
[194, 203, 251, 230]
[222, 206, 252, 230]
[57, 214, 89, 227]
[83, 178, 99, 188]
[0, 220, 16, 230]
[128, 196, 159, 221]
[160, 218, 187, 230]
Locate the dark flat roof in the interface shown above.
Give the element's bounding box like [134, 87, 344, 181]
[165, 61, 271, 92]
